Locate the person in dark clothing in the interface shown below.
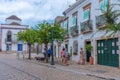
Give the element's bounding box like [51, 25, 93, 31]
[43, 48, 46, 59]
[47, 48, 51, 58]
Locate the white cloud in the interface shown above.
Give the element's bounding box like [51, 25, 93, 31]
[0, 0, 76, 25]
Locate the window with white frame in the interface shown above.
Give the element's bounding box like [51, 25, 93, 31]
[83, 3, 91, 20]
[72, 12, 77, 26]
[64, 20, 68, 29]
[72, 16, 77, 26]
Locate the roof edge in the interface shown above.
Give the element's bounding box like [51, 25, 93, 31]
[63, 0, 85, 15]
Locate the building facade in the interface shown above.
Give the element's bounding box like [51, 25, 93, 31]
[55, 0, 120, 67]
[0, 15, 28, 53]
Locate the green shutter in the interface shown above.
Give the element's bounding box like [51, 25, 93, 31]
[100, 0, 108, 11]
[64, 20, 68, 28]
[83, 9, 89, 20]
[72, 16, 76, 26]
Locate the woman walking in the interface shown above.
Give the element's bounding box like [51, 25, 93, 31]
[61, 48, 68, 65]
[78, 48, 85, 65]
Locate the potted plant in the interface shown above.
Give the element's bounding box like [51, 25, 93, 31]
[86, 44, 93, 64]
[73, 52, 78, 55]
[86, 44, 92, 52]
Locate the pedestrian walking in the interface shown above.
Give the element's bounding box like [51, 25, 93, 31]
[61, 48, 68, 66]
[47, 48, 51, 59]
[65, 49, 69, 65]
[78, 48, 85, 65]
[43, 48, 46, 60]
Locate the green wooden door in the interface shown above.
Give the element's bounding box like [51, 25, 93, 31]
[97, 38, 119, 67]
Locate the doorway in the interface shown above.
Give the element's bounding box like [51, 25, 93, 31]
[85, 41, 91, 62]
[6, 44, 12, 51]
[97, 38, 119, 67]
[65, 44, 68, 52]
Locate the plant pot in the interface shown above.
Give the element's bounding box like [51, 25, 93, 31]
[89, 56, 93, 65]
[73, 52, 78, 55]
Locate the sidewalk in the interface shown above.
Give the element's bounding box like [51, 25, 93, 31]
[24, 54, 120, 80]
[54, 58, 120, 79]
[1, 52, 120, 80]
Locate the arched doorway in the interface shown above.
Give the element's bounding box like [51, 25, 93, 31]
[73, 40, 78, 55]
[7, 31, 12, 42]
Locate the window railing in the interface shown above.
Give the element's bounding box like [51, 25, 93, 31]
[64, 29, 69, 39]
[81, 20, 93, 33]
[96, 14, 106, 28]
[6, 38, 12, 42]
[5, 38, 17, 44]
[70, 25, 79, 35]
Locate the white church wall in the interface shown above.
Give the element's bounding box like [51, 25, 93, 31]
[6, 19, 21, 24]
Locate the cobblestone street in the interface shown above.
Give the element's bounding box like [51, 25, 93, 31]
[0, 53, 119, 80]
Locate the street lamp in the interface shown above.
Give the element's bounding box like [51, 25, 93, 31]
[51, 24, 55, 65]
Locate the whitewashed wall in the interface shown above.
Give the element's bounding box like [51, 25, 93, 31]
[6, 19, 21, 24]
[1, 25, 27, 52]
[55, 0, 120, 63]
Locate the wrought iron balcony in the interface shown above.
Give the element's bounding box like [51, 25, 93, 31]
[64, 29, 69, 39]
[81, 20, 93, 33]
[96, 14, 106, 28]
[5, 38, 17, 44]
[70, 25, 79, 36]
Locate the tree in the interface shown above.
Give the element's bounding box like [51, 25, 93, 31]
[17, 29, 36, 59]
[91, 2, 120, 39]
[101, 2, 120, 37]
[35, 21, 65, 62]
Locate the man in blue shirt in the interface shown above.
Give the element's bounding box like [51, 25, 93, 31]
[48, 48, 51, 58]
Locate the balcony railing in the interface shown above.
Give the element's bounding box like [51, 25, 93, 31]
[64, 29, 69, 39]
[96, 14, 106, 28]
[81, 20, 93, 33]
[70, 25, 79, 36]
[5, 38, 18, 44]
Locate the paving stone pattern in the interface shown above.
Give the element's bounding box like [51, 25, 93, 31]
[0, 53, 107, 80]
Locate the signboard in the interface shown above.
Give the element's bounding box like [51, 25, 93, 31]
[18, 44, 23, 52]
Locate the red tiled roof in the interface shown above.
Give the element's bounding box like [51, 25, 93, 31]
[6, 15, 21, 21]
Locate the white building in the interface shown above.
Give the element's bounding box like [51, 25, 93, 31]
[0, 15, 28, 53]
[55, 0, 120, 67]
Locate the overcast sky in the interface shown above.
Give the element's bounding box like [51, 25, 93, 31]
[0, 0, 76, 26]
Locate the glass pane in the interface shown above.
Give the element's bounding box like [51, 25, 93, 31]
[83, 9, 89, 20]
[64, 20, 68, 29]
[100, 0, 108, 11]
[72, 16, 76, 26]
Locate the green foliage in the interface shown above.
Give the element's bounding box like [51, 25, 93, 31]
[34, 21, 65, 62]
[17, 29, 36, 44]
[73, 52, 78, 55]
[101, 3, 120, 35]
[34, 21, 65, 44]
[86, 44, 92, 52]
[17, 29, 37, 59]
